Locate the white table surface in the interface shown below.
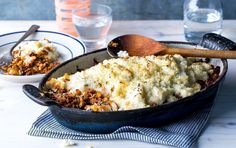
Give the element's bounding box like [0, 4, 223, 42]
[0, 20, 236, 148]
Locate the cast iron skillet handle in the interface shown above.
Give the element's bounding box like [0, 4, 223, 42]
[22, 84, 61, 107]
[200, 33, 236, 51]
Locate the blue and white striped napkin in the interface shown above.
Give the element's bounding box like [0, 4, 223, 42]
[28, 101, 213, 148]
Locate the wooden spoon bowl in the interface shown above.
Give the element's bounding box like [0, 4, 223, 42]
[107, 34, 236, 59]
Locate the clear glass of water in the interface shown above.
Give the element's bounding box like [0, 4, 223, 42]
[72, 3, 112, 53]
[184, 0, 223, 43]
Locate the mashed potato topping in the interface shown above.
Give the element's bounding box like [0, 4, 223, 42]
[46, 54, 218, 111]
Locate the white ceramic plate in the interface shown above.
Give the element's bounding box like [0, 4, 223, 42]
[0, 30, 86, 83]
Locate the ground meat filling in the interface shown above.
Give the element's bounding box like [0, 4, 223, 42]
[46, 88, 119, 112]
[197, 66, 220, 89]
[1, 52, 59, 75]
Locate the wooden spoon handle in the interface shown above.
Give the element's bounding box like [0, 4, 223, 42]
[163, 47, 236, 59]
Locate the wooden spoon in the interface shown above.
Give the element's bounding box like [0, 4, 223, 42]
[107, 34, 236, 58]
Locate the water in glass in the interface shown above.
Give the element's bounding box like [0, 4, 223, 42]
[73, 4, 112, 53]
[73, 14, 112, 51]
[184, 0, 223, 43]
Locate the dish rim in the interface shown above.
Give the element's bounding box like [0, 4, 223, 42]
[0, 30, 86, 54]
[39, 41, 228, 114]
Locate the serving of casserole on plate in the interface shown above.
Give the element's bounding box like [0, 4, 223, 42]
[0, 30, 85, 83]
[1, 39, 60, 75]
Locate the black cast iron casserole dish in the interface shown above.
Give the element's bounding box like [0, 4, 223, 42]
[23, 41, 228, 133]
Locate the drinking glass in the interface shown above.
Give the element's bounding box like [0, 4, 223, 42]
[72, 3, 112, 53]
[184, 0, 223, 43]
[55, 0, 91, 36]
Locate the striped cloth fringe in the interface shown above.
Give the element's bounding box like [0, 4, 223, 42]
[28, 102, 213, 148]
